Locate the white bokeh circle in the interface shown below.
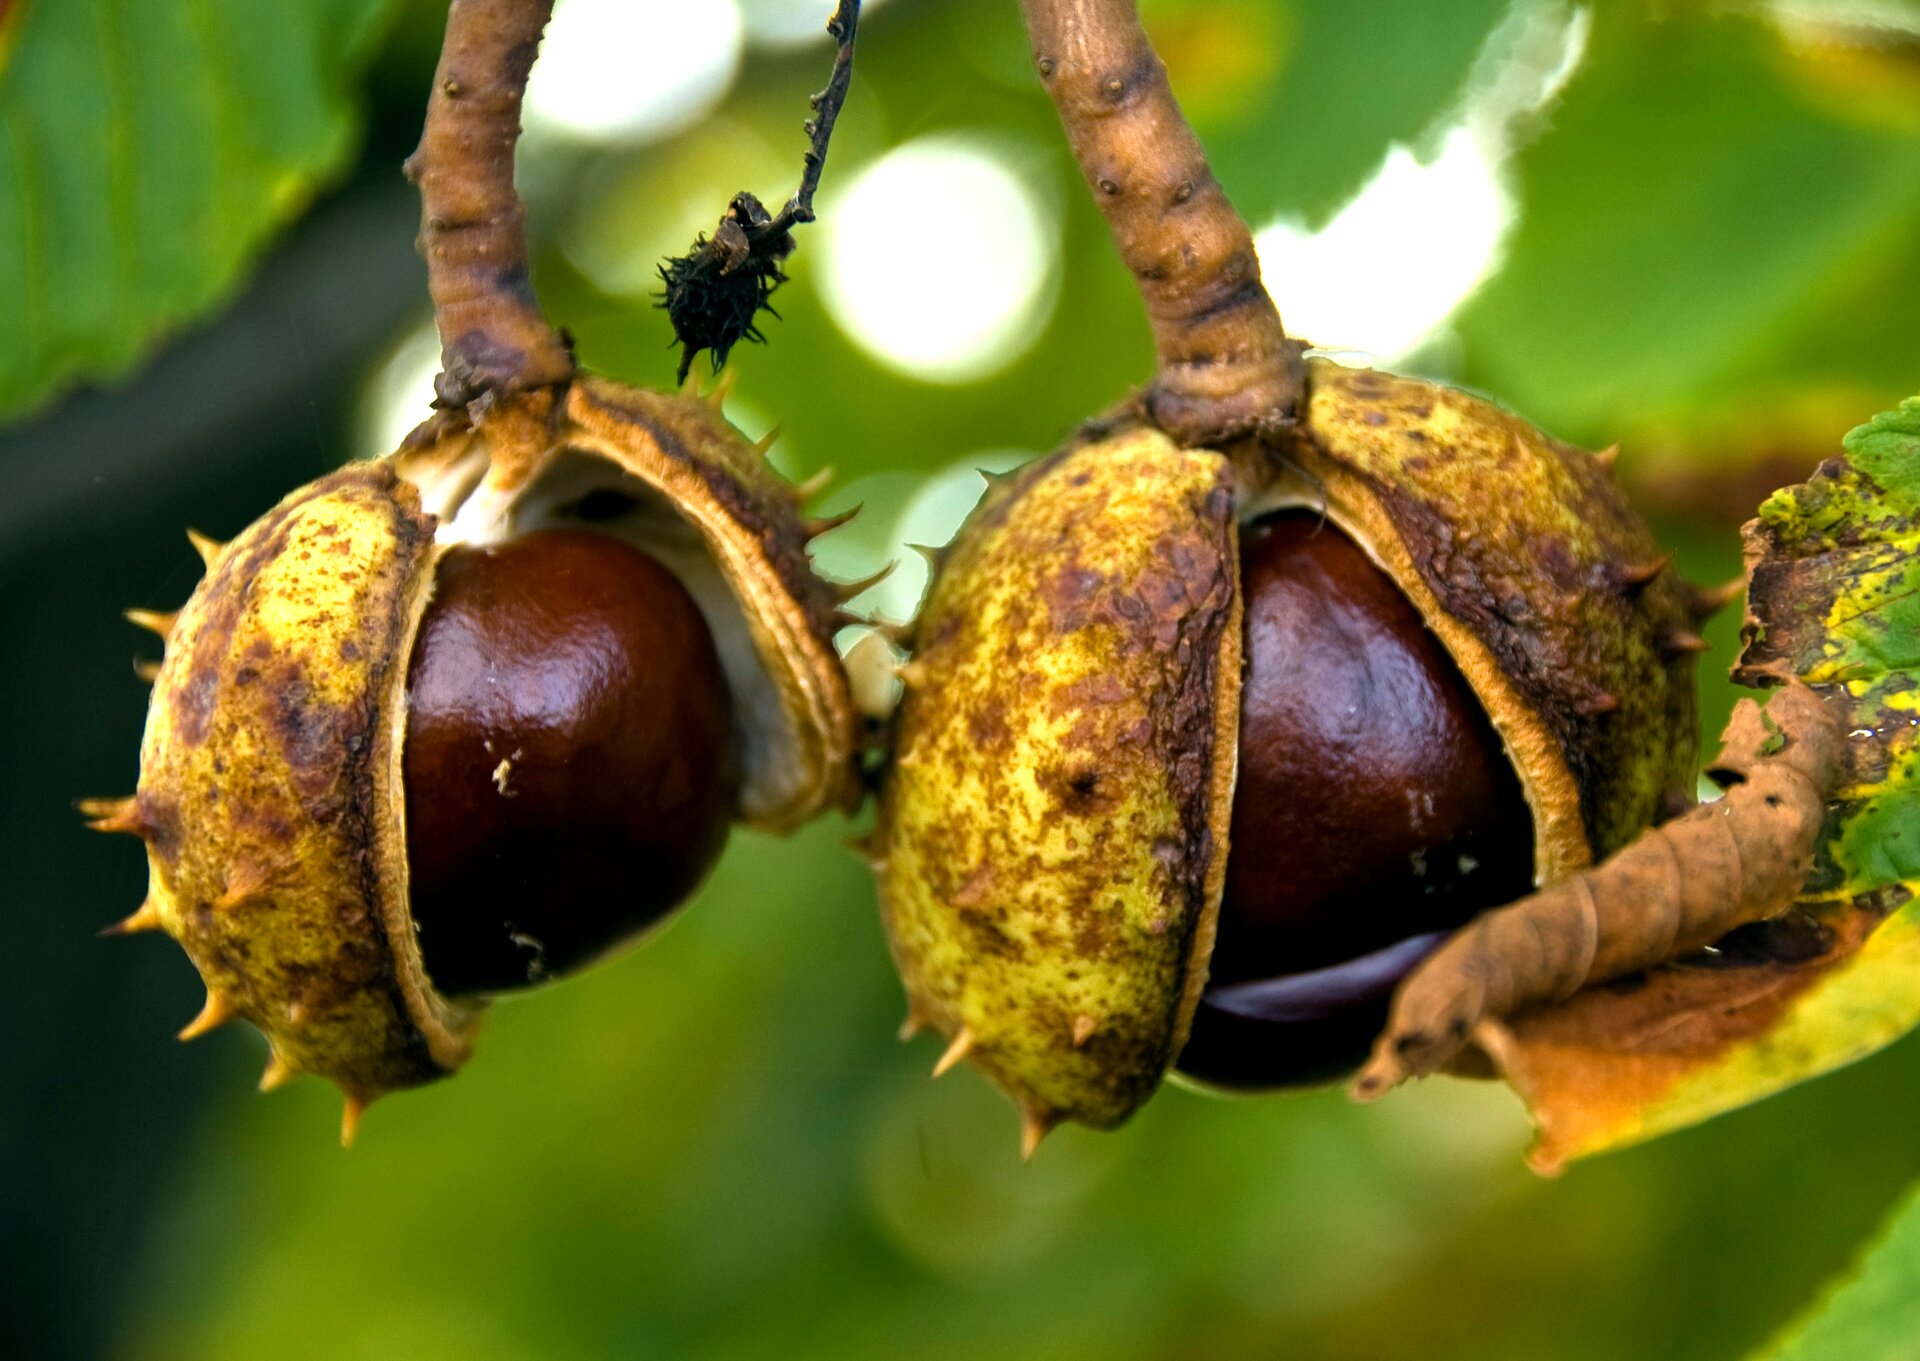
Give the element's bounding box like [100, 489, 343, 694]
[819, 137, 1059, 384]
[1254, 126, 1512, 363]
[359, 320, 442, 458]
[739, 0, 893, 49]
[525, 0, 744, 146]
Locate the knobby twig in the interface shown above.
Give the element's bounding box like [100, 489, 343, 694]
[659, 0, 861, 383]
[1352, 682, 1846, 1098]
[1017, 0, 1305, 448]
[771, 0, 860, 233]
[406, 0, 574, 411]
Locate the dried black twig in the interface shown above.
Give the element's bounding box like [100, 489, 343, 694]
[659, 0, 861, 382]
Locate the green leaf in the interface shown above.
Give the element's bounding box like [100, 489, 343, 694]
[0, 0, 396, 420]
[1632, 396, 1920, 1129]
[1454, 10, 1920, 451]
[1144, 0, 1512, 225]
[1747, 401, 1920, 903]
[1756, 1179, 1920, 1361]
[1841, 401, 1920, 516]
[1486, 395, 1920, 1170]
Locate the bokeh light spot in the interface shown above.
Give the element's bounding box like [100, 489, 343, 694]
[359, 319, 441, 458]
[1255, 126, 1511, 363]
[819, 137, 1059, 383]
[525, 0, 743, 146]
[1252, 1, 1591, 364]
[740, 0, 893, 49]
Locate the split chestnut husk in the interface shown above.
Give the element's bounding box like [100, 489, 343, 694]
[874, 359, 1708, 1147]
[102, 378, 858, 1135]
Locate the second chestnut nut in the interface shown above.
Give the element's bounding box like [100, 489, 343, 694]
[1175, 510, 1537, 1091]
[875, 359, 1712, 1147]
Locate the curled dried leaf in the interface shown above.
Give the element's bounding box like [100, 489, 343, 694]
[1354, 682, 1843, 1099]
[1373, 397, 1920, 1171]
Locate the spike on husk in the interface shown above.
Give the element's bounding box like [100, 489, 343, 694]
[185, 528, 224, 566]
[258, 1051, 299, 1093]
[932, 1027, 976, 1078]
[1610, 553, 1675, 593]
[1019, 1105, 1057, 1162]
[1688, 577, 1745, 621]
[178, 990, 239, 1041]
[893, 660, 930, 690]
[340, 1094, 368, 1147]
[124, 608, 178, 642]
[79, 796, 147, 837]
[830, 563, 895, 604]
[792, 465, 832, 501]
[806, 505, 860, 539]
[102, 899, 165, 936]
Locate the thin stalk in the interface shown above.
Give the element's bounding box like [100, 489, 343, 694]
[405, 0, 573, 411]
[1017, 0, 1304, 448]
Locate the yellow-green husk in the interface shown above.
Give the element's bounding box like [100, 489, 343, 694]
[877, 359, 1702, 1136]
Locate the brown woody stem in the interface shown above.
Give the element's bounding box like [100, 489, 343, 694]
[1351, 682, 1846, 1099]
[1017, 0, 1304, 448]
[406, 0, 574, 410]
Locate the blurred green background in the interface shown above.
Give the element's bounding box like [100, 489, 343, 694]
[7, 1, 1920, 1357]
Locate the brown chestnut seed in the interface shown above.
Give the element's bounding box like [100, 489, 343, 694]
[1174, 513, 1535, 1088]
[1177, 932, 1449, 1090]
[404, 528, 739, 995]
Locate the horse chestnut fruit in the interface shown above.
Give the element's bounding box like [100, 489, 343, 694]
[875, 360, 1710, 1149]
[99, 378, 859, 1133]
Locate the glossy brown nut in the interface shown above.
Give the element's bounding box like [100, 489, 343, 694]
[1175, 515, 1535, 1087]
[405, 528, 738, 995]
[1178, 932, 1449, 1089]
[1215, 514, 1536, 979]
